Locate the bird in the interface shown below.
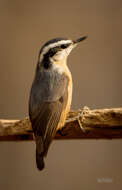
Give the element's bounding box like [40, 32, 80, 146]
[29, 36, 87, 170]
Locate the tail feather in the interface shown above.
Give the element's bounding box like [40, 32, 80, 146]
[36, 150, 45, 171]
[35, 135, 54, 170]
[35, 136, 45, 171]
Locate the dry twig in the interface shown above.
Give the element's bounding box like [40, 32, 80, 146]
[0, 107, 122, 141]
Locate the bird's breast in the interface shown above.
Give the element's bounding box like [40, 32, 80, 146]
[57, 65, 73, 130]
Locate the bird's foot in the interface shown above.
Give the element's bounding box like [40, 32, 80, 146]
[58, 127, 68, 136]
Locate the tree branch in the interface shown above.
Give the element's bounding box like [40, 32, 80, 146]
[0, 107, 122, 141]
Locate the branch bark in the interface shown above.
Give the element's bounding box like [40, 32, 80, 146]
[0, 107, 122, 141]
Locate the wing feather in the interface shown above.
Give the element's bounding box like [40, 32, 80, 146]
[29, 72, 68, 156]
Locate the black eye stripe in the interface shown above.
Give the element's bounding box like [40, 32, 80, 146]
[60, 44, 70, 49]
[44, 48, 57, 58]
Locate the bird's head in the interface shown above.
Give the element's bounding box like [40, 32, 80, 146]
[38, 36, 87, 65]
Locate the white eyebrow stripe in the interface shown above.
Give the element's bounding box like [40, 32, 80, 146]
[40, 40, 72, 61]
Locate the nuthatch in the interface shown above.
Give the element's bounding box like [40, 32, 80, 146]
[29, 36, 87, 170]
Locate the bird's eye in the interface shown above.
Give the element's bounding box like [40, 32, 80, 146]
[60, 44, 69, 49]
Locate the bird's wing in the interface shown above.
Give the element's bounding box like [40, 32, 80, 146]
[29, 72, 68, 156]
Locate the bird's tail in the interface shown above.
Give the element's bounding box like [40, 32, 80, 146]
[35, 135, 45, 171]
[36, 150, 45, 171]
[35, 134, 54, 171]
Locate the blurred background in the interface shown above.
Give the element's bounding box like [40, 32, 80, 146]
[0, 0, 122, 189]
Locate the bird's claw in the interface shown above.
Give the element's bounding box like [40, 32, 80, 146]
[58, 128, 68, 136]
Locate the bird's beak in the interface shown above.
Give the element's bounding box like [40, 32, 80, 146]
[66, 36, 87, 56]
[73, 36, 88, 45]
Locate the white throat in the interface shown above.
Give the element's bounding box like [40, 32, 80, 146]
[51, 44, 75, 62]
